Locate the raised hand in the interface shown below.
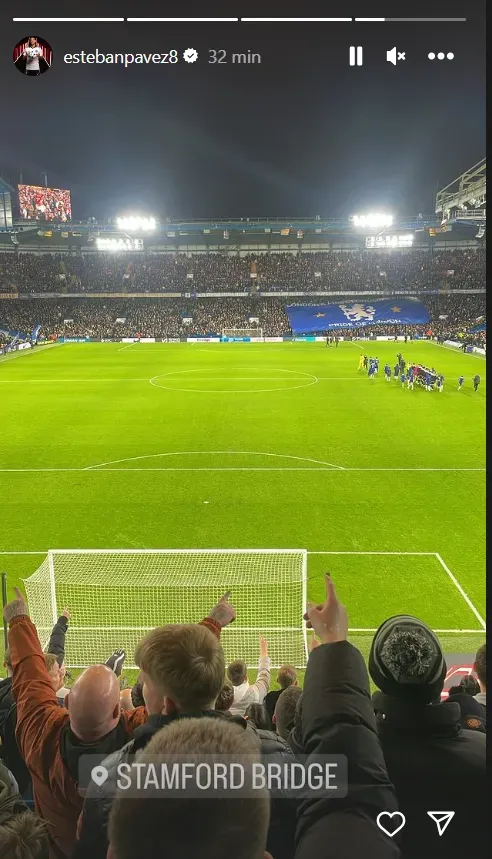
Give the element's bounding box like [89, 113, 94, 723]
[259, 634, 268, 657]
[61, 607, 72, 620]
[304, 575, 348, 644]
[208, 591, 236, 628]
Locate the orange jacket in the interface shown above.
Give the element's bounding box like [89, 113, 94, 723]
[9, 615, 221, 859]
[9, 616, 146, 859]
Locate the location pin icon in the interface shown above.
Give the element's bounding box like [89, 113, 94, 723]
[91, 765, 109, 787]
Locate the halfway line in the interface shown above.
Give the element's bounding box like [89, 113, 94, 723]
[0, 466, 484, 473]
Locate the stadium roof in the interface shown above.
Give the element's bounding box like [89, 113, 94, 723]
[435, 158, 486, 222]
[0, 175, 15, 194]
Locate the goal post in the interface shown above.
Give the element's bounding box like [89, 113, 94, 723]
[221, 328, 264, 340]
[23, 549, 308, 669]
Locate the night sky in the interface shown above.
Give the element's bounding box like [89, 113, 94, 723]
[0, 1, 486, 221]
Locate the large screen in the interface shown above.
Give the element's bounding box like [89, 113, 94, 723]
[18, 184, 72, 222]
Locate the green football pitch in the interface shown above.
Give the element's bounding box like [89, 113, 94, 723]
[0, 339, 486, 673]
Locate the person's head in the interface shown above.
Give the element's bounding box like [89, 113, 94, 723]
[65, 664, 121, 742]
[244, 703, 271, 731]
[0, 761, 49, 858]
[276, 665, 298, 690]
[474, 643, 486, 692]
[135, 624, 225, 715]
[0, 813, 48, 859]
[227, 659, 248, 687]
[28, 37, 38, 47]
[3, 648, 12, 678]
[107, 718, 271, 859]
[120, 689, 134, 712]
[44, 653, 64, 694]
[130, 679, 145, 709]
[369, 615, 447, 705]
[273, 687, 303, 741]
[457, 674, 481, 696]
[215, 682, 234, 713]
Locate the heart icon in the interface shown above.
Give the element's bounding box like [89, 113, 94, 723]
[376, 811, 406, 838]
[91, 765, 109, 787]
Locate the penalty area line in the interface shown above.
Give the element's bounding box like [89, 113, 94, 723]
[435, 552, 486, 630]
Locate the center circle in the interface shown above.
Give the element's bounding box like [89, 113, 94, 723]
[149, 367, 318, 394]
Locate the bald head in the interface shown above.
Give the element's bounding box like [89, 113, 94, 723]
[67, 664, 121, 742]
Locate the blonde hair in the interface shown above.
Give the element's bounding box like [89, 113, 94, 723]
[0, 812, 49, 859]
[135, 624, 225, 711]
[109, 718, 269, 859]
[277, 665, 298, 689]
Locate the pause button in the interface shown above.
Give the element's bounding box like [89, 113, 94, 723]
[349, 46, 363, 66]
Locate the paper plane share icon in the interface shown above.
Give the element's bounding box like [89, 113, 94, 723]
[427, 811, 455, 836]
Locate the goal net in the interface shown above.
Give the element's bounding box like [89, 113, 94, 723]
[23, 549, 308, 668]
[222, 328, 263, 339]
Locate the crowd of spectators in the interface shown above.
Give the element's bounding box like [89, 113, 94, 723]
[0, 247, 485, 295]
[0, 293, 486, 342]
[0, 581, 486, 859]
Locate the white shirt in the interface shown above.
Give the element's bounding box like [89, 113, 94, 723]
[474, 691, 486, 706]
[229, 656, 271, 718]
[25, 46, 42, 71]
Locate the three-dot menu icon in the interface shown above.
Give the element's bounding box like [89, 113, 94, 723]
[428, 52, 454, 60]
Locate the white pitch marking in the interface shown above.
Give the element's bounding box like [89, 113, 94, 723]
[344, 467, 485, 472]
[435, 552, 486, 630]
[117, 341, 140, 352]
[0, 376, 368, 383]
[0, 466, 484, 473]
[346, 628, 485, 634]
[149, 367, 319, 394]
[84, 450, 346, 471]
[308, 550, 437, 555]
[0, 378, 151, 383]
[0, 344, 57, 364]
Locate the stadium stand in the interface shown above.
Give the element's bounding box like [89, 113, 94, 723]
[0, 294, 486, 342]
[0, 247, 486, 294]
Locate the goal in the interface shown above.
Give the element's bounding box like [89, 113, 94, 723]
[222, 328, 264, 340]
[23, 549, 308, 668]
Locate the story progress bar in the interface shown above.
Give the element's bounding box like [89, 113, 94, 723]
[13, 17, 468, 23]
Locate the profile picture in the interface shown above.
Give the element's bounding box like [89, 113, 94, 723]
[13, 36, 52, 76]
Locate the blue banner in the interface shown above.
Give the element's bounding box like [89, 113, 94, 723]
[286, 299, 430, 333]
[31, 324, 41, 342]
[469, 322, 486, 333]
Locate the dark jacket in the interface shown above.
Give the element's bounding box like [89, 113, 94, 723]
[0, 676, 13, 740]
[444, 692, 486, 732]
[1, 701, 31, 795]
[372, 691, 487, 858]
[264, 687, 283, 721]
[295, 641, 401, 859]
[46, 615, 69, 666]
[76, 709, 297, 859]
